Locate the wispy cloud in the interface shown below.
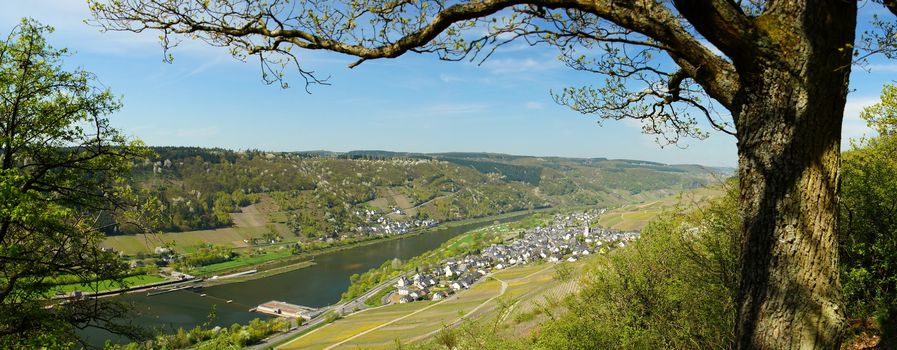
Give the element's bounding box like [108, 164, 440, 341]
[481, 57, 562, 74]
[842, 95, 879, 144]
[185, 56, 227, 78]
[439, 73, 464, 83]
[419, 103, 489, 115]
[525, 101, 544, 109]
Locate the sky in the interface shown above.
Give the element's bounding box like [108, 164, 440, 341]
[2, 1, 896, 168]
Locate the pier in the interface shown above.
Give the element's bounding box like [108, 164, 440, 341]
[252, 300, 321, 320]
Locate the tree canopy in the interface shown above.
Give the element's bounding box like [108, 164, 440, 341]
[840, 84, 897, 348]
[0, 19, 153, 348]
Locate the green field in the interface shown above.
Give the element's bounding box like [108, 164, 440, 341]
[597, 185, 724, 231]
[103, 226, 280, 255]
[190, 249, 294, 276]
[102, 198, 292, 255]
[279, 260, 587, 350]
[48, 274, 167, 295]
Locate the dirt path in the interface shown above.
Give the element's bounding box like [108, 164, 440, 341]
[407, 265, 554, 343]
[323, 275, 510, 350]
[412, 193, 452, 209]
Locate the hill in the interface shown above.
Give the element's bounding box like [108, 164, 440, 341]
[106, 147, 724, 255]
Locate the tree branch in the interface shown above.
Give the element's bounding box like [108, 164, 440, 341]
[673, 0, 761, 67]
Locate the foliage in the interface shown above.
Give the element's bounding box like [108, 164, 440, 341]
[104, 317, 290, 350]
[175, 245, 235, 269]
[532, 185, 740, 350]
[441, 158, 542, 185]
[120, 147, 716, 236]
[840, 84, 897, 344]
[0, 19, 154, 347]
[340, 224, 508, 301]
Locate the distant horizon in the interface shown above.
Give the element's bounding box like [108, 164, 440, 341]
[142, 144, 737, 169]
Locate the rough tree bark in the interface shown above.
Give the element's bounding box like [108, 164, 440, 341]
[729, 2, 855, 348]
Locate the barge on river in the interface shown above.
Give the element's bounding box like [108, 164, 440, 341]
[251, 300, 321, 320]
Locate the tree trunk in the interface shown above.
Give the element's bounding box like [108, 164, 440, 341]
[880, 310, 897, 349]
[732, 3, 855, 349]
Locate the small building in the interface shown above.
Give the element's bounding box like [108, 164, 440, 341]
[397, 276, 411, 288]
[397, 286, 410, 296]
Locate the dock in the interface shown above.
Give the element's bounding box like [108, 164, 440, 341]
[209, 269, 257, 281]
[251, 300, 321, 320]
[146, 284, 202, 296]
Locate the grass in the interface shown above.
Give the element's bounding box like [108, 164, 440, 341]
[597, 185, 724, 231]
[190, 249, 293, 276]
[103, 226, 277, 255]
[365, 287, 396, 307]
[48, 274, 167, 295]
[103, 198, 290, 255]
[278, 259, 588, 350]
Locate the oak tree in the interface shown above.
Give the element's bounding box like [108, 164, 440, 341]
[0, 19, 152, 348]
[87, 1, 897, 348]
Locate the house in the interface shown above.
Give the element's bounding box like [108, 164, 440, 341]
[460, 274, 478, 288]
[414, 275, 436, 288]
[399, 296, 414, 304]
[451, 281, 464, 291]
[397, 286, 410, 296]
[432, 291, 447, 301]
[397, 276, 411, 287]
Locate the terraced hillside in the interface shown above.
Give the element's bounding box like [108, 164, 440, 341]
[105, 148, 726, 255]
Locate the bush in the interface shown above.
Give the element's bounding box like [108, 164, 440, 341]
[837, 84, 897, 347]
[533, 185, 740, 350]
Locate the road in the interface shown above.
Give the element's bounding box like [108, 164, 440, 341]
[248, 276, 401, 350]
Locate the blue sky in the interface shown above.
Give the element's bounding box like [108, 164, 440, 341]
[3, 1, 896, 167]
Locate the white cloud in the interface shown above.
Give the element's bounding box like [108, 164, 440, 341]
[525, 101, 544, 109]
[185, 55, 227, 78]
[842, 95, 879, 145]
[481, 57, 561, 74]
[419, 103, 488, 115]
[1, 1, 234, 59]
[439, 73, 464, 83]
[843, 96, 879, 120]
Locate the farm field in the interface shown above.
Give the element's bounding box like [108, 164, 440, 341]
[597, 185, 725, 231]
[279, 259, 590, 350]
[365, 188, 418, 219]
[102, 197, 289, 255]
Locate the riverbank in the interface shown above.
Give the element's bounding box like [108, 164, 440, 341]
[182, 208, 553, 287]
[84, 209, 548, 349]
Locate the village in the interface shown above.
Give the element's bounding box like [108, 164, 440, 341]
[349, 208, 439, 237]
[387, 210, 639, 304]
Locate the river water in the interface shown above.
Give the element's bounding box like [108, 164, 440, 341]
[84, 213, 530, 346]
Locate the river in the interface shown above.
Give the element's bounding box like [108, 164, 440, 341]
[83, 213, 531, 347]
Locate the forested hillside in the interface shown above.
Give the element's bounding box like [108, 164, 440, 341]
[120, 148, 723, 239]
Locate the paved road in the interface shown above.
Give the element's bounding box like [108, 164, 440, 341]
[248, 276, 400, 349]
